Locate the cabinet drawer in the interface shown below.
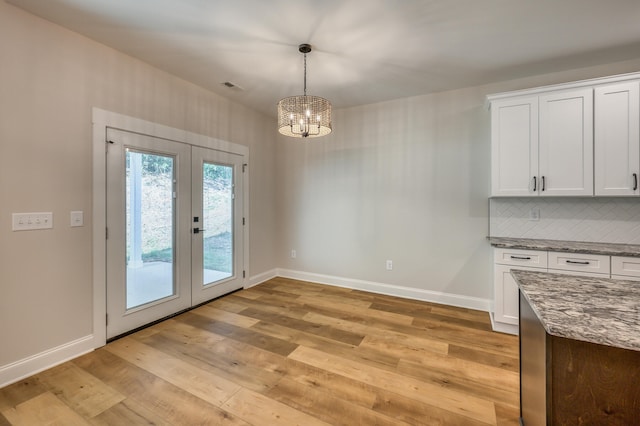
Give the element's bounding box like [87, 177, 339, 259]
[611, 256, 640, 278]
[494, 248, 547, 268]
[548, 251, 610, 275]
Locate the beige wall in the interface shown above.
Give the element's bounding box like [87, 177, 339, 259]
[3, 0, 640, 381]
[0, 2, 277, 367]
[276, 58, 640, 301]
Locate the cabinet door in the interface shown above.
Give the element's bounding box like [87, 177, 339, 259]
[539, 89, 594, 196]
[494, 264, 542, 326]
[594, 82, 640, 196]
[491, 96, 539, 196]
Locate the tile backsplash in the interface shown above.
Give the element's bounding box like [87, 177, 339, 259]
[489, 198, 640, 244]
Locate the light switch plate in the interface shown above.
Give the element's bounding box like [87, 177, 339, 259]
[70, 211, 84, 227]
[12, 212, 53, 231]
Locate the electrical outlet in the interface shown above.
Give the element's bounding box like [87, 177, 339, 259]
[529, 208, 540, 221]
[386, 260, 393, 271]
[291, 249, 297, 259]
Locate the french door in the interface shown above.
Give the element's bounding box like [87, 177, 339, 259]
[106, 128, 244, 339]
[191, 146, 244, 305]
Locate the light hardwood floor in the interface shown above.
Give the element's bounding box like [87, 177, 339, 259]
[0, 277, 520, 425]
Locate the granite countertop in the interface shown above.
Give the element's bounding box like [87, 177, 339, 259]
[512, 269, 640, 352]
[488, 236, 640, 257]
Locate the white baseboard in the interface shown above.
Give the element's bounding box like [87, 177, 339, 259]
[276, 268, 491, 312]
[247, 268, 278, 289]
[0, 335, 95, 388]
[489, 312, 519, 335]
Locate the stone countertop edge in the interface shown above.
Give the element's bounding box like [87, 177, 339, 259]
[511, 269, 640, 352]
[487, 236, 640, 257]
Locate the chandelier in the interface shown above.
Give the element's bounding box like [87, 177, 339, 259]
[277, 44, 332, 138]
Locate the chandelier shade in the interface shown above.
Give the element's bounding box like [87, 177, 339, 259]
[277, 95, 332, 138]
[277, 44, 332, 138]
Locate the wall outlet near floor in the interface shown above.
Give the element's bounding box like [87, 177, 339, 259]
[386, 260, 393, 271]
[291, 249, 297, 259]
[529, 208, 540, 221]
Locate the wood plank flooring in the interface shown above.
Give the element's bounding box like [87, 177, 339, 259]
[0, 277, 520, 425]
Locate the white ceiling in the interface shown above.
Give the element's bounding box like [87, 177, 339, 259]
[7, 0, 640, 116]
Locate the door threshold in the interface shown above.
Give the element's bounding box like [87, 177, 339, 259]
[106, 288, 242, 343]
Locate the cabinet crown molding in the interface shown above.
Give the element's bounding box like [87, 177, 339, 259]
[486, 71, 640, 106]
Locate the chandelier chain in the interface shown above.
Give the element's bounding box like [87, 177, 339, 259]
[303, 52, 307, 96]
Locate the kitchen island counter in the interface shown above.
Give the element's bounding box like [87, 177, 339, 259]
[512, 269, 640, 425]
[512, 269, 640, 352]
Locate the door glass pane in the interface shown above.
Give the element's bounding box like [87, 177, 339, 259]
[126, 150, 175, 309]
[202, 162, 233, 285]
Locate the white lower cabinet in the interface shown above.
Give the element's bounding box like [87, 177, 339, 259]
[494, 264, 540, 326]
[611, 256, 640, 281]
[492, 248, 637, 335]
[493, 248, 547, 334]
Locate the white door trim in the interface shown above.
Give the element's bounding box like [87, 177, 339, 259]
[92, 108, 249, 348]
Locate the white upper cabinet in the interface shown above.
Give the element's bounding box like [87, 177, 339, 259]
[538, 89, 593, 196]
[491, 97, 538, 196]
[490, 89, 593, 197]
[594, 81, 640, 196]
[489, 71, 640, 198]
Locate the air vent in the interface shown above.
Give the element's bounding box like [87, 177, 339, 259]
[221, 81, 244, 91]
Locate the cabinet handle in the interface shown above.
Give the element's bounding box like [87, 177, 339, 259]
[532, 176, 537, 192]
[541, 176, 546, 191]
[634, 173, 638, 191]
[566, 260, 590, 265]
[510, 256, 532, 260]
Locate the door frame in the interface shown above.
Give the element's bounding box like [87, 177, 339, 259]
[92, 108, 249, 348]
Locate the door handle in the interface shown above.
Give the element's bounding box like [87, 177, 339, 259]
[193, 227, 206, 234]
